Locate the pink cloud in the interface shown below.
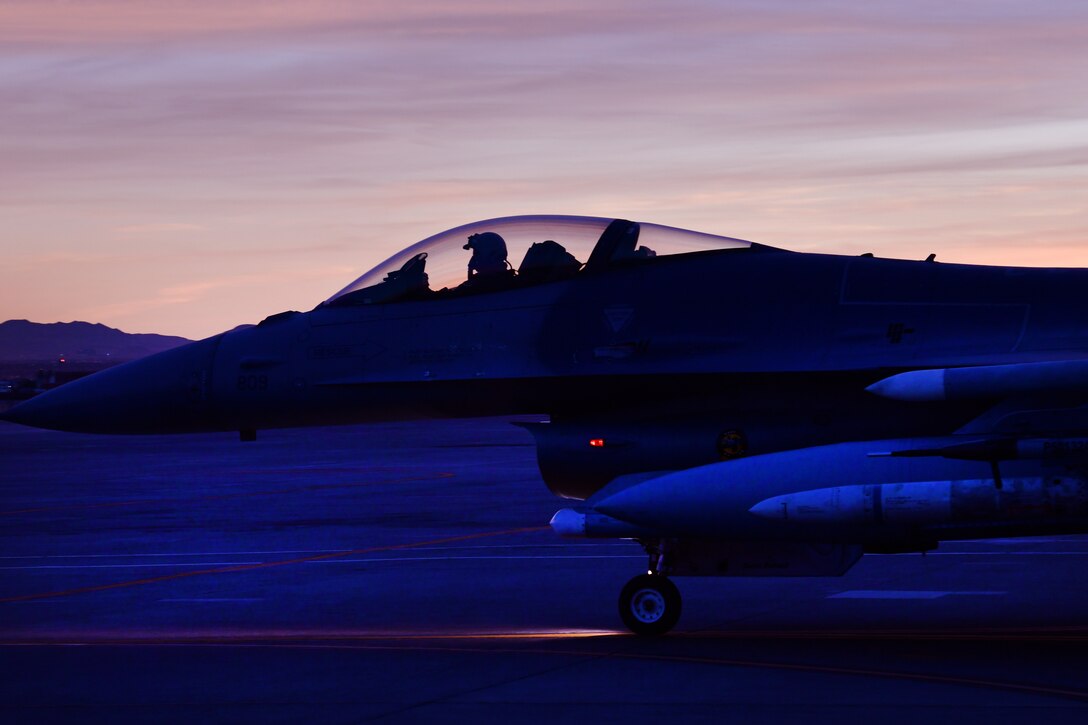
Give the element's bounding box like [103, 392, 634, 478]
[3, 1, 1088, 337]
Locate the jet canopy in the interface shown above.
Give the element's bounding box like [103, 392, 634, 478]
[324, 215, 753, 306]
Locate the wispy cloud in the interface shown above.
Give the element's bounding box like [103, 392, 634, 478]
[113, 222, 205, 234]
[2, 1, 1088, 336]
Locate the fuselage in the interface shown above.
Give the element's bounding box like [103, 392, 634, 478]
[7, 243, 1088, 497]
[227, 246, 1088, 423]
[12, 216, 1088, 638]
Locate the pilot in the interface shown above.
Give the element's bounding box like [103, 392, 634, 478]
[464, 232, 511, 280]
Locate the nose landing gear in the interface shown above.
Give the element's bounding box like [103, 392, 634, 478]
[619, 540, 681, 635]
[618, 573, 681, 635]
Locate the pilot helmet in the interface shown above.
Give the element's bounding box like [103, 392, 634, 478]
[463, 232, 507, 257]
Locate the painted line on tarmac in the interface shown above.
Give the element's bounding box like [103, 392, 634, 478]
[0, 471, 455, 516]
[0, 553, 642, 571]
[306, 554, 642, 564]
[0, 542, 629, 560]
[829, 590, 1005, 600]
[0, 630, 620, 642]
[159, 598, 265, 603]
[0, 562, 266, 570]
[5, 624, 1086, 643]
[0, 551, 352, 560]
[2, 542, 1082, 562]
[676, 627, 1088, 640]
[959, 537, 1087, 544]
[0, 526, 547, 604]
[6, 550, 1083, 569]
[880, 552, 1088, 556]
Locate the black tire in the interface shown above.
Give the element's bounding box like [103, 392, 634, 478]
[618, 574, 681, 636]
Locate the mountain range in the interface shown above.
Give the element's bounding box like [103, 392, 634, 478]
[0, 320, 193, 363]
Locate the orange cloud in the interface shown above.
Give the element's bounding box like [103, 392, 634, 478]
[4, 1, 1088, 337]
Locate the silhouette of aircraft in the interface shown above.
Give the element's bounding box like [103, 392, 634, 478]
[8, 215, 1088, 634]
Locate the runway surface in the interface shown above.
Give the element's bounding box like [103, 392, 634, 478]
[2, 417, 1087, 723]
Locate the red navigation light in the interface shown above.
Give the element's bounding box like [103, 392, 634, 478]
[589, 438, 606, 448]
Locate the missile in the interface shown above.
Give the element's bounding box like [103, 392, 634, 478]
[747, 480, 955, 524]
[748, 475, 1088, 526]
[867, 359, 1088, 402]
[870, 437, 1088, 462]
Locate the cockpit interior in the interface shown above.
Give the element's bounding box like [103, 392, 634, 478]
[323, 215, 755, 307]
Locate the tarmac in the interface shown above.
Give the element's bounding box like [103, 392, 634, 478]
[2, 417, 1087, 723]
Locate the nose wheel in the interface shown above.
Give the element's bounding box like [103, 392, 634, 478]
[618, 574, 681, 636]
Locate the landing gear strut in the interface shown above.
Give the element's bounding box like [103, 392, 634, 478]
[619, 539, 681, 635]
[618, 573, 681, 636]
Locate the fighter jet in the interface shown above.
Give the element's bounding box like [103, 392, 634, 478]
[7, 215, 1088, 634]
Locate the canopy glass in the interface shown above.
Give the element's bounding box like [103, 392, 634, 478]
[324, 215, 753, 306]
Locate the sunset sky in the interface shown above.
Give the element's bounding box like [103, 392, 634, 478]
[3, 1, 1088, 339]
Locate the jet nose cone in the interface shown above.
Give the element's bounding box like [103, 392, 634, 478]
[3, 392, 64, 429]
[2, 336, 222, 434]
